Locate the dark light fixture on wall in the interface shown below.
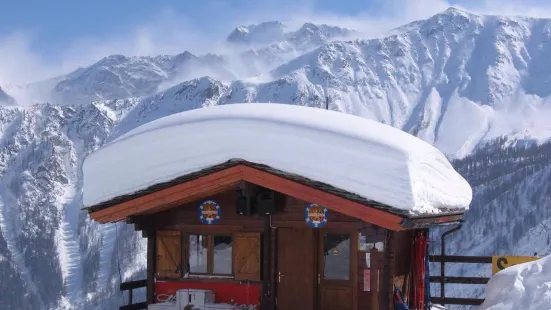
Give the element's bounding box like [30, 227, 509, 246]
[236, 181, 255, 216]
[256, 188, 276, 215]
[235, 187, 253, 215]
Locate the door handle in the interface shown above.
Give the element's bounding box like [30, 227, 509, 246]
[278, 271, 284, 283]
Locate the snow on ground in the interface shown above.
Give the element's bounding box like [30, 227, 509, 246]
[55, 185, 83, 307]
[83, 103, 472, 214]
[54, 141, 84, 308]
[478, 254, 551, 310]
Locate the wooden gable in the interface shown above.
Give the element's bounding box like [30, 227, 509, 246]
[87, 163, 463, 231]
[88, 165, 404, 230]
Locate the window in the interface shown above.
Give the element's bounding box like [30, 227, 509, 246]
[187, 234, 233, 276]
[188, 234, 209, 274]
[213, 235, 233, 274]
[322, 233, 351, 280]
[155, 230, 261, 281]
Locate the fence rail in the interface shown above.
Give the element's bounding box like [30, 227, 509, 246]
[429, 254, 490, 306]
[429, 255, 492, 264]
[120, 279, 148, 310]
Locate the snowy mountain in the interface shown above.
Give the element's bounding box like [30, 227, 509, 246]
[25, 22, 358, 108]
[232, 21, 361, 73]
[43, 52, 235, 106]
[227, 21, 289, 45]
[2, 7, 551, 309]
[269, 7, 551, 157]
[227, 21, 358, 47]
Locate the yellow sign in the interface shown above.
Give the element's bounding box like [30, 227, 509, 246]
[492, 256, 540, 275]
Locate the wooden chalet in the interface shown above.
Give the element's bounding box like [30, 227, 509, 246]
[84, 103, 471, 310]
[87, 159, 465, 310]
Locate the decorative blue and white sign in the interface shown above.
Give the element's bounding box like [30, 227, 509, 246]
[304, 203, 328, 228]
[198, 200, 221, 224]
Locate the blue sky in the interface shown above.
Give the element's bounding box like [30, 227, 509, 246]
[0, 0, 423, 59]
[0, 0, 477, 59]
[0, 0, 550, 84]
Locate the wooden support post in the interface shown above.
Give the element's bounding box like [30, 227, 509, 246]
[370, 248, 379, 310]
[260, 216, 273, 310]
[387, 231, 395, 310]
[128, 289, 133, 305]
[147, 230, 156, 304]
[270, 221, 277, 310]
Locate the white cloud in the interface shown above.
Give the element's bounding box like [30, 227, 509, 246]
[462, 0, 551, 18]
[0, 32, 58, 86]
[57, 8, 218, 73]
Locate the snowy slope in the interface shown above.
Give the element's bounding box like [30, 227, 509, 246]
[428, 139, 551, 309]
[49, 53, 232, 106]
[83, 103, 472, 214]
[2, 7, 551, 310]
[0, 101, 145, 310]
[232, 22, 361, 74]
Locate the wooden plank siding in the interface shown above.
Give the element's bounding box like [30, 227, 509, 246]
[127, 183, 418, 310]
[137, 190, 265, 232]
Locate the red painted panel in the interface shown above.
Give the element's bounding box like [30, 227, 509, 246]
[155, 280, 260, 307]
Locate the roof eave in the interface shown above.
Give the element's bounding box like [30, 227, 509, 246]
[85, 159, 465, 231]
[399, 212, 466, 229]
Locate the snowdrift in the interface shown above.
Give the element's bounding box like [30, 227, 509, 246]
[83, 103, 472, 214]
[479, 255, 551, 310]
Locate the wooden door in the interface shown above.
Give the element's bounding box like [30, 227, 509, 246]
[277, 228, 316, 310]
[318, 231, 354, 310]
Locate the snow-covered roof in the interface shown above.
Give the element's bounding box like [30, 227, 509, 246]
[83, 103, 472, 215]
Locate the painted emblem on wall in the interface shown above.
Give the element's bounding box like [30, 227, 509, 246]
[304, 203, 328, 228]
[198, 200, 221, 224]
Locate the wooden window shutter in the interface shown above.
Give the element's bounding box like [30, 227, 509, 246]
[233, 232, 261, 281]
[156, 231, 182, 278]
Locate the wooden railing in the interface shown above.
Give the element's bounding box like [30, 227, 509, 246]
[428, 255, 490, 306]
[119, 279, 148, 310]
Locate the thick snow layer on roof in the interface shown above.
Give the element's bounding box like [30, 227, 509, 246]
[480, 255, 551, 310]
[82, 103, 472, 214]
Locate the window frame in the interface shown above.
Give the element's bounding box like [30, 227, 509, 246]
[184, 232, 234, 277]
